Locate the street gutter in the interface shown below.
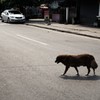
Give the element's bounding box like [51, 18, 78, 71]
[26, 23, 100, 40]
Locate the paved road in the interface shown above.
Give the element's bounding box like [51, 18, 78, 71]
[0, 22, 100, 100]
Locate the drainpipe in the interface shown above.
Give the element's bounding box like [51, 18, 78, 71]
[76, 0, 80, 24]
[97, 1, 100, 27]
[99, 1, 100, 16]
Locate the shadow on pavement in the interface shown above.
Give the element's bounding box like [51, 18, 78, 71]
[60, 75, 100, 81]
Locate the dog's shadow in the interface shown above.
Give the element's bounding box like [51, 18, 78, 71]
[60, 75, 100, 81]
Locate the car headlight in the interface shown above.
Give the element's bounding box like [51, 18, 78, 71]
[22, 16, 25, 19]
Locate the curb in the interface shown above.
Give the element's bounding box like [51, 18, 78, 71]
[26, 23, 100, 40]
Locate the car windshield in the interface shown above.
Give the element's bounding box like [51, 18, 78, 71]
[9, 11, 21, 14]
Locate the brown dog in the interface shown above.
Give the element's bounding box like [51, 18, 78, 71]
[55, 54, 98, 76]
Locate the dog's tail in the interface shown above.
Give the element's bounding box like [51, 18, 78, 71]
[91, 59, 98, 69]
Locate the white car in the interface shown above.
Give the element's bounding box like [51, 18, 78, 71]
[1, 9, 25, 23]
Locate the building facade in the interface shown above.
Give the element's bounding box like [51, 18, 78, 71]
[79, 0, 99, 26]
[67, 0, 99, 26]
[51, 0, 100, 26]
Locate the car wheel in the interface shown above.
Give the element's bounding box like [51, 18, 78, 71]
[1, 17, 4, 22]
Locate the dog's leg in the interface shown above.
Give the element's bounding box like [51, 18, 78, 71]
[74, 67, 79, 76]
[63, 66, 69, 75]
[92, 68, 95, 75]
[86, 67, 90, 76]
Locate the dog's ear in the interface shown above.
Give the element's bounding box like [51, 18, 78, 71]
[62, 56, 70, 64]
[62, 57, 66, 62]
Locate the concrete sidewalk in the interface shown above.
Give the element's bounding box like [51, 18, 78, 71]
[26, 19, 100, 39]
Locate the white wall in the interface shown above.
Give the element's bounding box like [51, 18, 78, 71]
[66, 8, 69, 23]
[99, 2, 100, 16]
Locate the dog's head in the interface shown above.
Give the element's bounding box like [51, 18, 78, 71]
[55, 56, 61, 64]
[55, 55, 66, 64]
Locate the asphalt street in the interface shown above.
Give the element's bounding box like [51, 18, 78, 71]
[0, 22, 100, 100]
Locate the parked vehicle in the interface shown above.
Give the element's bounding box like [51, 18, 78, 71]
[1, 9, 25, 23]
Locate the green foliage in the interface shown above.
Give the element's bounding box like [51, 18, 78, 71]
[0, 0, 52, 6]
[0, 0, 55, 10]
[0, 0, 41, 8]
